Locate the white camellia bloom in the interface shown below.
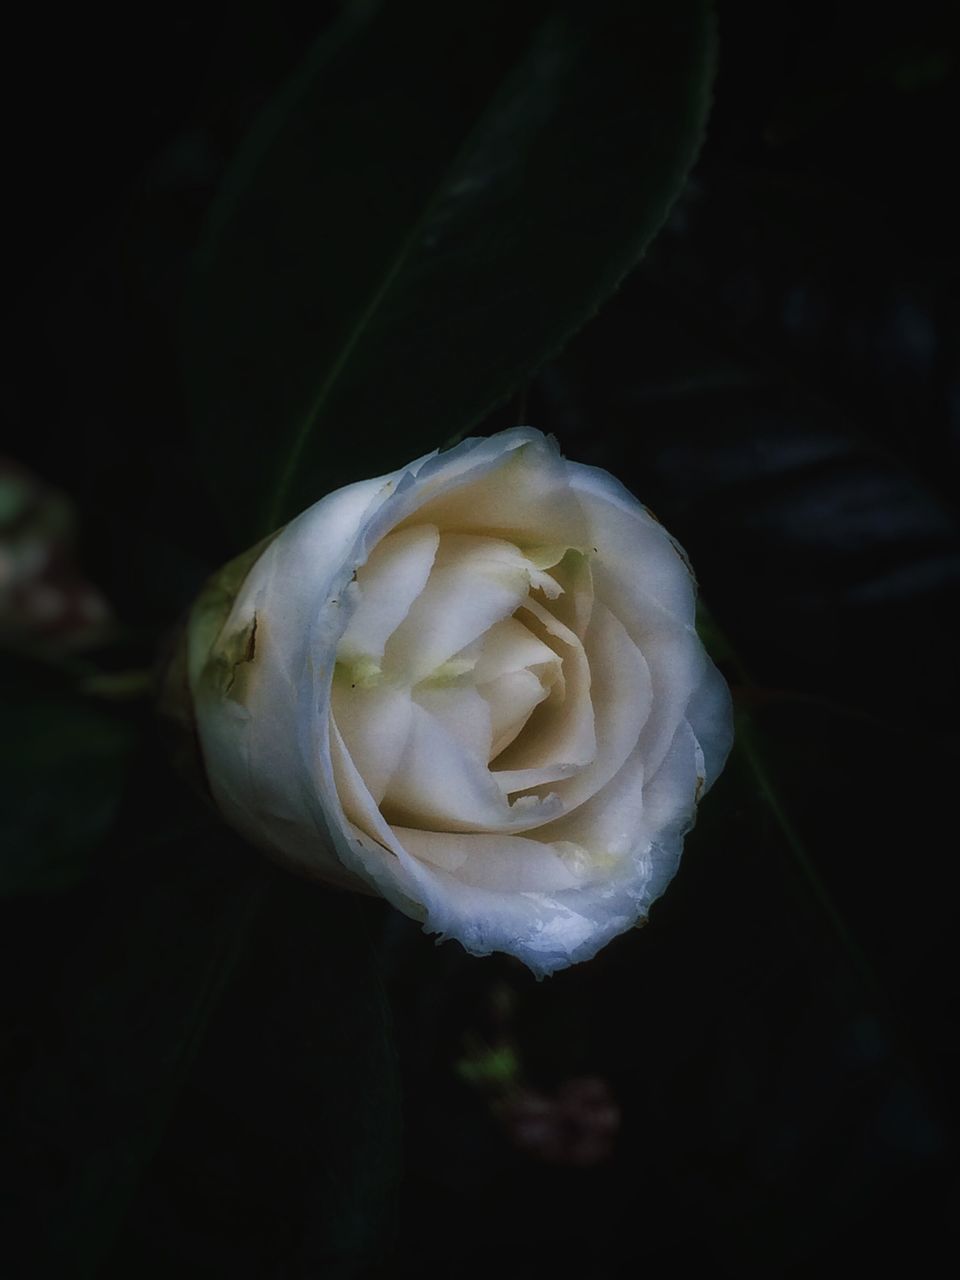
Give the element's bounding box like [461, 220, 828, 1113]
[186, 428, 732, 976]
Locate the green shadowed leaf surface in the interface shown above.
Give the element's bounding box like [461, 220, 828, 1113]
[184, 0, 716, 543]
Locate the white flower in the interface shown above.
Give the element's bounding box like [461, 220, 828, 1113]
[186, 428, 732, 976]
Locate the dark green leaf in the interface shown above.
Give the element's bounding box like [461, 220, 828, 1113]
[530, 168, 959, 728]
[8, 813, 399, 1279]
[17, 848, 262, 1279]
[184, 0, 715, 541]
[373, 684, 952, 1273]
[0, 660, 138, 895]
[104, 881, 400, 1280]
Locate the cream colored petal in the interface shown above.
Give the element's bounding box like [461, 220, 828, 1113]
[384, 535, 538, 684]
[393, 828, 581, 892]
[538, 718, 705, 898]
[412, 683, 493, 763]
[330, 679, 413, 805]
[322, 685, 694, 979]
[481, 667, 554, 759]
[386, 827, 470, 874]
[632, 620, 708, 780]
[564, 540, 707, 786]
[570, 468, 701, 627]
[536, 744, 646, 861]
[188, 473, 389, 889]
[569, 464, 697, 626]
[404, 431, 589, 548]
[378, 426, 547, 516]
[639, 719, 701, 838]
[684, 660, 735, 792]
[542, 548, 594, 639]
[472, 616, 562, 684]
[491, 757, 583, 795]
[327, 715, 398, 852]
[515, 601, 652, 820]
[491, 595, 595, 779]
[381, 702, 561, 833]
[566, 601, 652, 804]
[251, 474, 396, 681]
[633, 719, 703, 903]
[336, 523, 439, 663]
[470, 614, 564, 756]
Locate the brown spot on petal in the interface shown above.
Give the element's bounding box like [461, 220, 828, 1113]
[215, 610, 260, 704]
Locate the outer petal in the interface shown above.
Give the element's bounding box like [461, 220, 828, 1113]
[567, 461, 697, 625]
[187, 431, 545, 877]
[188, 475, 392, 888]
[336, 523, 440, 664]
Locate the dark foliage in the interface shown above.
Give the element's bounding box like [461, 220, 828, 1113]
[2, 2, 957, 1276]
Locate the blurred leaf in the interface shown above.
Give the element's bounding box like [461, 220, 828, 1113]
[14, 849, 262, 1279]
[506, 159, 958, 1262]
[690, 662, 950, 1250]
[373, 681, 954, 1275]
[533, 172, 960, 727]
[456, 1040, 521, 1089]
[731, 704, 887, 1009]
[592, 694, 950, 1271]
[0, 659, 139, 895]
[104, 881, 400, 1280]
[184, 0, 716, 541]
[7, 811, 399, 1280]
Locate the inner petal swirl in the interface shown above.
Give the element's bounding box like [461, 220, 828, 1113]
[332, 526, 583, 817]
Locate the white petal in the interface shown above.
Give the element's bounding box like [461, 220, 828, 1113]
[394, 828, 580, 891]
[514, 601, 652, 820]
[328, 714, 408, 855]
[552, 600, 651, 806]
[412, 683, 493, 762]
[252, 473, 396, 678]
[536, 746, 646, 861]
[472, 616, 561, 684]
[330, 679, 413, 805]
[491, 596, 595, 782]
[336, 523, 439, 663]
[387, 827, 470, 874]
[684, 659, 735, 792]
[547, 548, 595, 639]
[406, 431, 589, 548]
[569, 463, 697, 625]
[481, 668, 554, 759]
[323, 693, 692, 979]
[634, 719, 704, 903]
[381, 702, 561, 832]
[472, 615, 563, 756]
[633, 620, 707, 779]
[384, 535, 539, 684]
[188, 473, 391, 884]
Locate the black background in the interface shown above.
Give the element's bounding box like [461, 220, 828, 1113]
[3, 2, 958, 1277]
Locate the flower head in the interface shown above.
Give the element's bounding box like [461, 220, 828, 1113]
[186, 428, 732, 975]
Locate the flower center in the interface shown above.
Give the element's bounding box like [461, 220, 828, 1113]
[331, 523, 596, 832]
